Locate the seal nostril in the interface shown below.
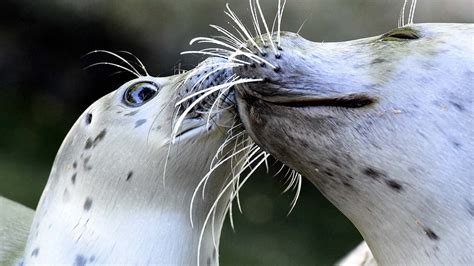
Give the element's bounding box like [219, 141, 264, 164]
[275, 53, 281, 59]
[85, 113, 93, 125]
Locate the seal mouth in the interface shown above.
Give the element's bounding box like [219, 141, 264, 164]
[240, 87, 376, 109]
[264, 94, 376, 109]
[174, 118, 210, 139]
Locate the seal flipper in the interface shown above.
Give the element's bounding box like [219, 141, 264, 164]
[0, 196, 34, 266]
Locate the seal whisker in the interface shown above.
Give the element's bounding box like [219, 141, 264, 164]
[83, 62, 140, 78]
[197, 146, 267, 265]
[249, 0, 266, 47]
[84, 50, 142, 77]
[118, 50, 149, 76]
[255, 0, 278, 54]
[225, 4, 262, 52]
[408, 0, 418, 25]
[277, 0, 287, 47]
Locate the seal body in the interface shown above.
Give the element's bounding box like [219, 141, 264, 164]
[235, 24, 474, 264]
[22, 58, 241, 265]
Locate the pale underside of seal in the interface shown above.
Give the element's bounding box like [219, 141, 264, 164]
[19, 56, 253, 265]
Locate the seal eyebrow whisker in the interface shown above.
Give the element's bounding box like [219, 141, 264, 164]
[84, 62, 140, 78]
[83, 50, 142, 77]
[117, 50, 149, 76]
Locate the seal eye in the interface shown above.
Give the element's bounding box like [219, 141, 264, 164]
[123, 82, 159, 107]
[382, 28, 419, 41]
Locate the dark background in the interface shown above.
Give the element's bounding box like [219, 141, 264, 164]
[1, 0, 472, 264]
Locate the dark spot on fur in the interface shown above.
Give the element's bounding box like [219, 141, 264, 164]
[89, 256, 96, 262]
[85, 113, 92, 125]
[31, 248, 39, 257]
[213, 249, 216, 259]
[342, 181, 352, 188]
[323, 170, 334, 177]
[84, 129, 106, 150]
[135, 119, 147, 128]
[124, 110, 139, 116]
[94, 129, 106, 144]
[452, 141, 462, 149]
[424, 228, 439, 240]
[84, 138, 93, 149]
[74, 255, 87, 266]
[207, 257, 211, 266]
[371, 58, 386, 65]
[386, 179, 403, 192]
[363, 167, 384, 180]
[83, 156, 92, 171]
[466, 200, 474, 217]
[329, 158, 342, 168]
[71, 173, 77, 184]
[73, 161, 77, 169]
[83, 197, 93, 211]
[449, 101, 465, 112]
[126, 171, 133, 181]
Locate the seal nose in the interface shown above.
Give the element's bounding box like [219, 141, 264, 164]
[233, 33, 377, 108]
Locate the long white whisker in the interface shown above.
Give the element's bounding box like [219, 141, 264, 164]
[255, 0, 278, 54]
[408, 0, 417, 25]
[399, 0, 408, 27]
[277, 0, 287, 48]
[197, 145, 265, 264]
[84, 62, 140, 78]
[85, 50, 141, 76]
[118, 50, 149, 76]
[225, 5, 262, 52]
[173, 77, 264, 140]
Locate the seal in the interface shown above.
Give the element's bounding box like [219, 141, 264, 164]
[232, 15, 474, 266]
[19, 54, 258, 265]
[178, 0, 473, 264]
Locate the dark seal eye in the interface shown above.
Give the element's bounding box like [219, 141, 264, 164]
[123, 82, 159, 107]
[381, 27, 420, 42]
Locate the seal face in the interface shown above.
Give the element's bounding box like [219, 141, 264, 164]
[234, 24, 474, 264]
[21, 57, 247, 265]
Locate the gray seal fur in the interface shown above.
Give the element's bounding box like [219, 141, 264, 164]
[235, 23, 474, 264]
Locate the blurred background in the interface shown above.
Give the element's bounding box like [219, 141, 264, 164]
[0, 0, 472, 264]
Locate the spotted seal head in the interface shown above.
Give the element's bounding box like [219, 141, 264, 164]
[232, 23, 473, 265]
[21, 56, 252, 265]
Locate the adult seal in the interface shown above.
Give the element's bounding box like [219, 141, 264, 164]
[19, 56, 252, 265]
[234, 23, 473, 264]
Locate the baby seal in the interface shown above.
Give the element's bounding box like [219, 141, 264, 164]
[20, 56, 254, 265]
[234, 24, 473, 264]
